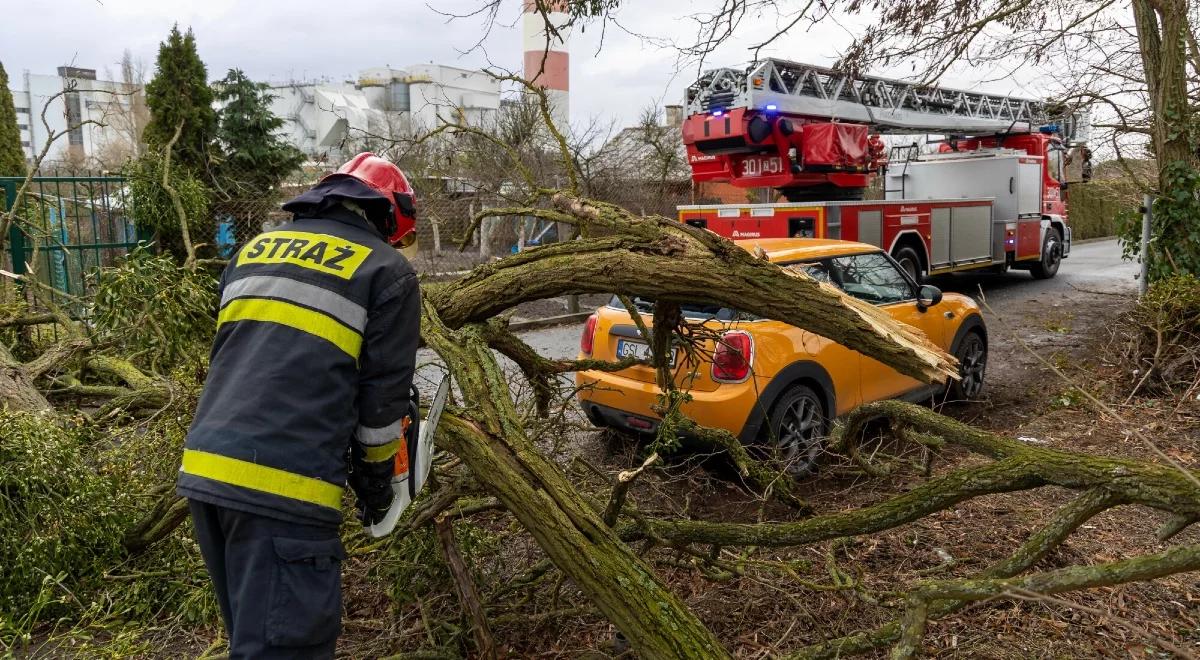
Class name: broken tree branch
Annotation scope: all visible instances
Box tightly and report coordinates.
[603,452,659,527]
[161,120,196,271]
[893,543,1200,659]
[428,192,957,385]
[434,515,497,660]
[424,300,730,659]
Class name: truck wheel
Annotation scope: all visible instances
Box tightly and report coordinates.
[893,246,923,283]
[947,331,987,400]
[1030,228,1063,279]
[764,384,827,477]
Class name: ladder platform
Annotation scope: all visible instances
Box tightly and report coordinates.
[686,58,1084,138]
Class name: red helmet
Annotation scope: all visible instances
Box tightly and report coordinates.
[326,152,417,247]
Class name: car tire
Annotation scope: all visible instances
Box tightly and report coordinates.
[893,246,923,284]
[947,331,987,401]
[763,384,828,477]
[1030,228,1062,280]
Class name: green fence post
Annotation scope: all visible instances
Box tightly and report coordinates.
[2,180,26,276]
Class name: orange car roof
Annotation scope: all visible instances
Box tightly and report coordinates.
[733,238,880,263]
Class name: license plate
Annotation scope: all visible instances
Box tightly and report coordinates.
[616,339,675,366]
[740,155,784,177]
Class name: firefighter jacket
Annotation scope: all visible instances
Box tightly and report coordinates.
[178,203,421,527]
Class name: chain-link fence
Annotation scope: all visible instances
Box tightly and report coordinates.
[207,165,706,277]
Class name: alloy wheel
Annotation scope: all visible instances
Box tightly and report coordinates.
[774,392,824,476]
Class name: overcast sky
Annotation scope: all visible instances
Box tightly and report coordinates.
[1,0,1054,132]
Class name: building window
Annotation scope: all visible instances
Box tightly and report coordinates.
[14,107,29,115]
[65,92,85,146]
[21,141,31,148]
[17,124,28,131]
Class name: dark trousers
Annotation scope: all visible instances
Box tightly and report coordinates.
[188,500,345,659]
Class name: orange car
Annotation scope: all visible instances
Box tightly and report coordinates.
[576,238,987,475]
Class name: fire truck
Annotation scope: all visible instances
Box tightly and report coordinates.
[678,59,1091,280]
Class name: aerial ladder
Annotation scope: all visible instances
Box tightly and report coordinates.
[682,58,1089,200]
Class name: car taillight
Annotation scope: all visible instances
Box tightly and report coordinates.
[712,330,753,382]
[580,314,598,355]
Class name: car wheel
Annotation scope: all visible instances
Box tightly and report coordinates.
[764,384,827,477]
[1030,228,1062,280]
[893,246,923,284]
[948,331,987,401]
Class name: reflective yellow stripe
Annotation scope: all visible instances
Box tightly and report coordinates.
[218,298,362,358]
[181,449,343,509]
[362,439,402,463]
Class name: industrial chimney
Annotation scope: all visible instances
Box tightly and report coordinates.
[522,0,569,129]
[665,105,683,128]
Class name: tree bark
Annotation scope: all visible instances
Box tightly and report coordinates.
[0,342,52,410]
[1133,0,1196,179]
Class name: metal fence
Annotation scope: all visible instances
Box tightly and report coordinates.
[1,175,150,302]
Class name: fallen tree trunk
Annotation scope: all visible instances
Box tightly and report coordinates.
[617,401,1199,546]
[0,341,52,410]
[425,306,730,659]
[430,193,957,385]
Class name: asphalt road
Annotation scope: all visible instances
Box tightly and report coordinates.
[935,237,1139,303]
[413,238,1137,397]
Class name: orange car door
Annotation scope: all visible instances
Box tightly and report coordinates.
[786,261,864,413]
[829,252,945,403]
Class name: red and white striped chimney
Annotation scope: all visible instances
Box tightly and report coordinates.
[522,0,569,129]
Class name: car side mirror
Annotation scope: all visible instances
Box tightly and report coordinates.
[917,285,943,311]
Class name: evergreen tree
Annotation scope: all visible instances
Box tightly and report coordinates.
[0,61,27,177]
[213,69,304,195]
[143,25,216,176]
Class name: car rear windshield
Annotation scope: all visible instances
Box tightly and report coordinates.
[607,296,752,322]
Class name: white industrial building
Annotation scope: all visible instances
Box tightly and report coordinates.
[269,64,501,162]
[7,63,500,168]
[9,66,144,168]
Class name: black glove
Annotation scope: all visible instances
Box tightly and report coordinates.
[348,443,394,526]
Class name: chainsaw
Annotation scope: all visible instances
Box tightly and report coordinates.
[366,376,450,538]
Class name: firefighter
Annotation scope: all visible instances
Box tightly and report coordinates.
[177,153,421,659]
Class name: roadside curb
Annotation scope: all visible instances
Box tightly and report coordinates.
[1073,235,1117,245]
[508,311,592,332]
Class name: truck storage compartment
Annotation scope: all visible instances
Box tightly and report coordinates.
[801,123,868,170]
[885,149,1042,222]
